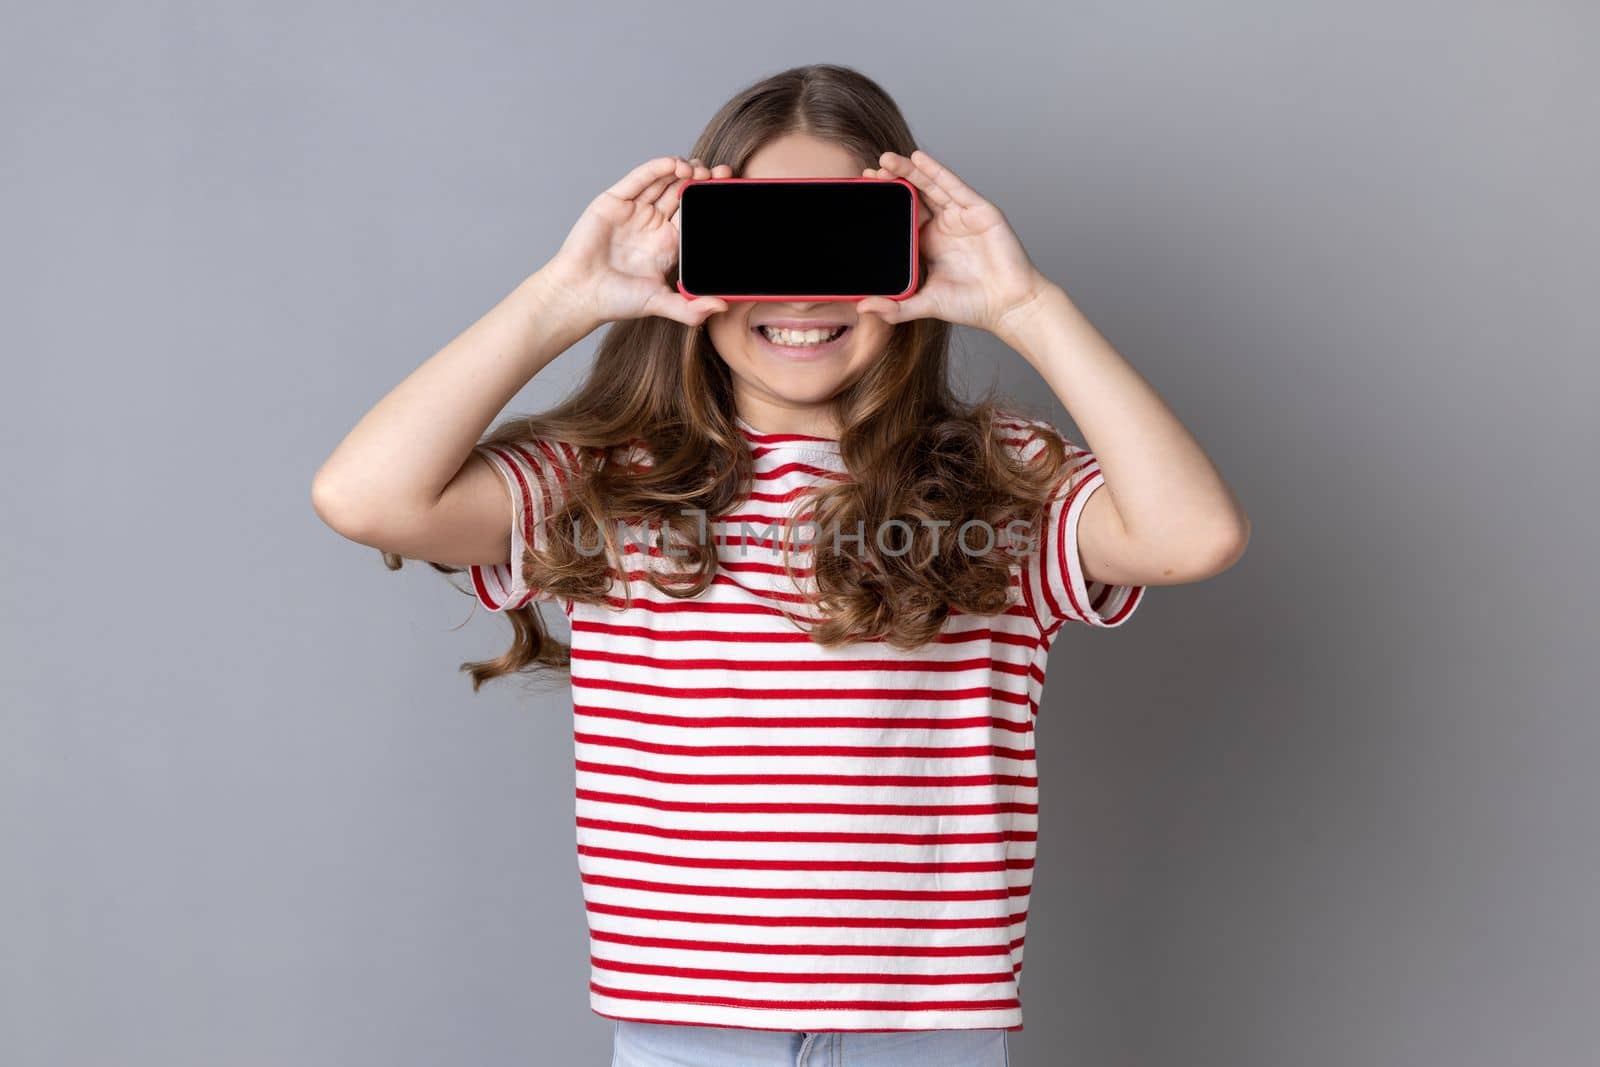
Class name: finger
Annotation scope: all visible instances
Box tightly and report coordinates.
[907,177,935,230]
[909,149,983,209]
[855,297,899,324]
[645,289,728,326]
[857,292,936,325]
[639,171,680,208]
[663,162,725,227]
[689,296,730,323]
[659,176,689,221]
[869,162,936,228]
[606,155,688,201]
[660,156,709,211]
[878,152,954,213]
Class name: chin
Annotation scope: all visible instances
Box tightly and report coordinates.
[754,375,851,406]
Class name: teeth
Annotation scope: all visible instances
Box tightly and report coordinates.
[759,325,846,346]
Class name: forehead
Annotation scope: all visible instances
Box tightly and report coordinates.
[743,132,863,178]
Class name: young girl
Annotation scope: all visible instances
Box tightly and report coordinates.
[314,64,1248,1067]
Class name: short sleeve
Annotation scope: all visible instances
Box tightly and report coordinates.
[1000,415,1146,634]
[467,436,585,612]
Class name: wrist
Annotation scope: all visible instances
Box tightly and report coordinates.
[992,277,1066,353]
[520,262,600,340]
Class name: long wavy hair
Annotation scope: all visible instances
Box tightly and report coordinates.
[387,63,1081,690]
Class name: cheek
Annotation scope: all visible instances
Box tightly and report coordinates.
[852,321,893,360]
[706,319,750,359]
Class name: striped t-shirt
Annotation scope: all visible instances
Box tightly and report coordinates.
[467,412,1144,1033]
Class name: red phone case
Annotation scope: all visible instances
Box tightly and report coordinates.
[675,176,920,302]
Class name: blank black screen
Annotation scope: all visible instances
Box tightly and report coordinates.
[679,180,915,297]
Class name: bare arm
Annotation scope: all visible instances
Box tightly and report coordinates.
[309,268,595,565]
[994,281,1252,587]
[310,154,730,569]
[857,148,1250,590]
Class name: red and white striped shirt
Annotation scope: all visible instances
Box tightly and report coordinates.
[467,412,1144,1033]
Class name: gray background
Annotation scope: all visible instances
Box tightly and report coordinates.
[4,2,1596,1065]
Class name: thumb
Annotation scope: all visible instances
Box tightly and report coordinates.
[689,296,729,324]
[644,290,726,326]
[856,297,905,324]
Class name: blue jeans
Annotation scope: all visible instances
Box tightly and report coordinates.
[610,1019,1011,1066]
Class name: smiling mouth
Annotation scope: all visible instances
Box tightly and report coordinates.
[753,324,851,347]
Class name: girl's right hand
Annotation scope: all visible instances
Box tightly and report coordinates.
[544,155,732,328]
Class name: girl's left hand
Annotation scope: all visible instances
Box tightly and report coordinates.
[856,149,1050,336]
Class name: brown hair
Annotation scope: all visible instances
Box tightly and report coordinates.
[388,63,1079,690]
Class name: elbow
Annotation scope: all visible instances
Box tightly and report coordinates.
[1150,512,1250,584]
[1194,512,1251,579]
[311,472,379,543]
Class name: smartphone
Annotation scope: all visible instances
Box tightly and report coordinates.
[676,177,919,301]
